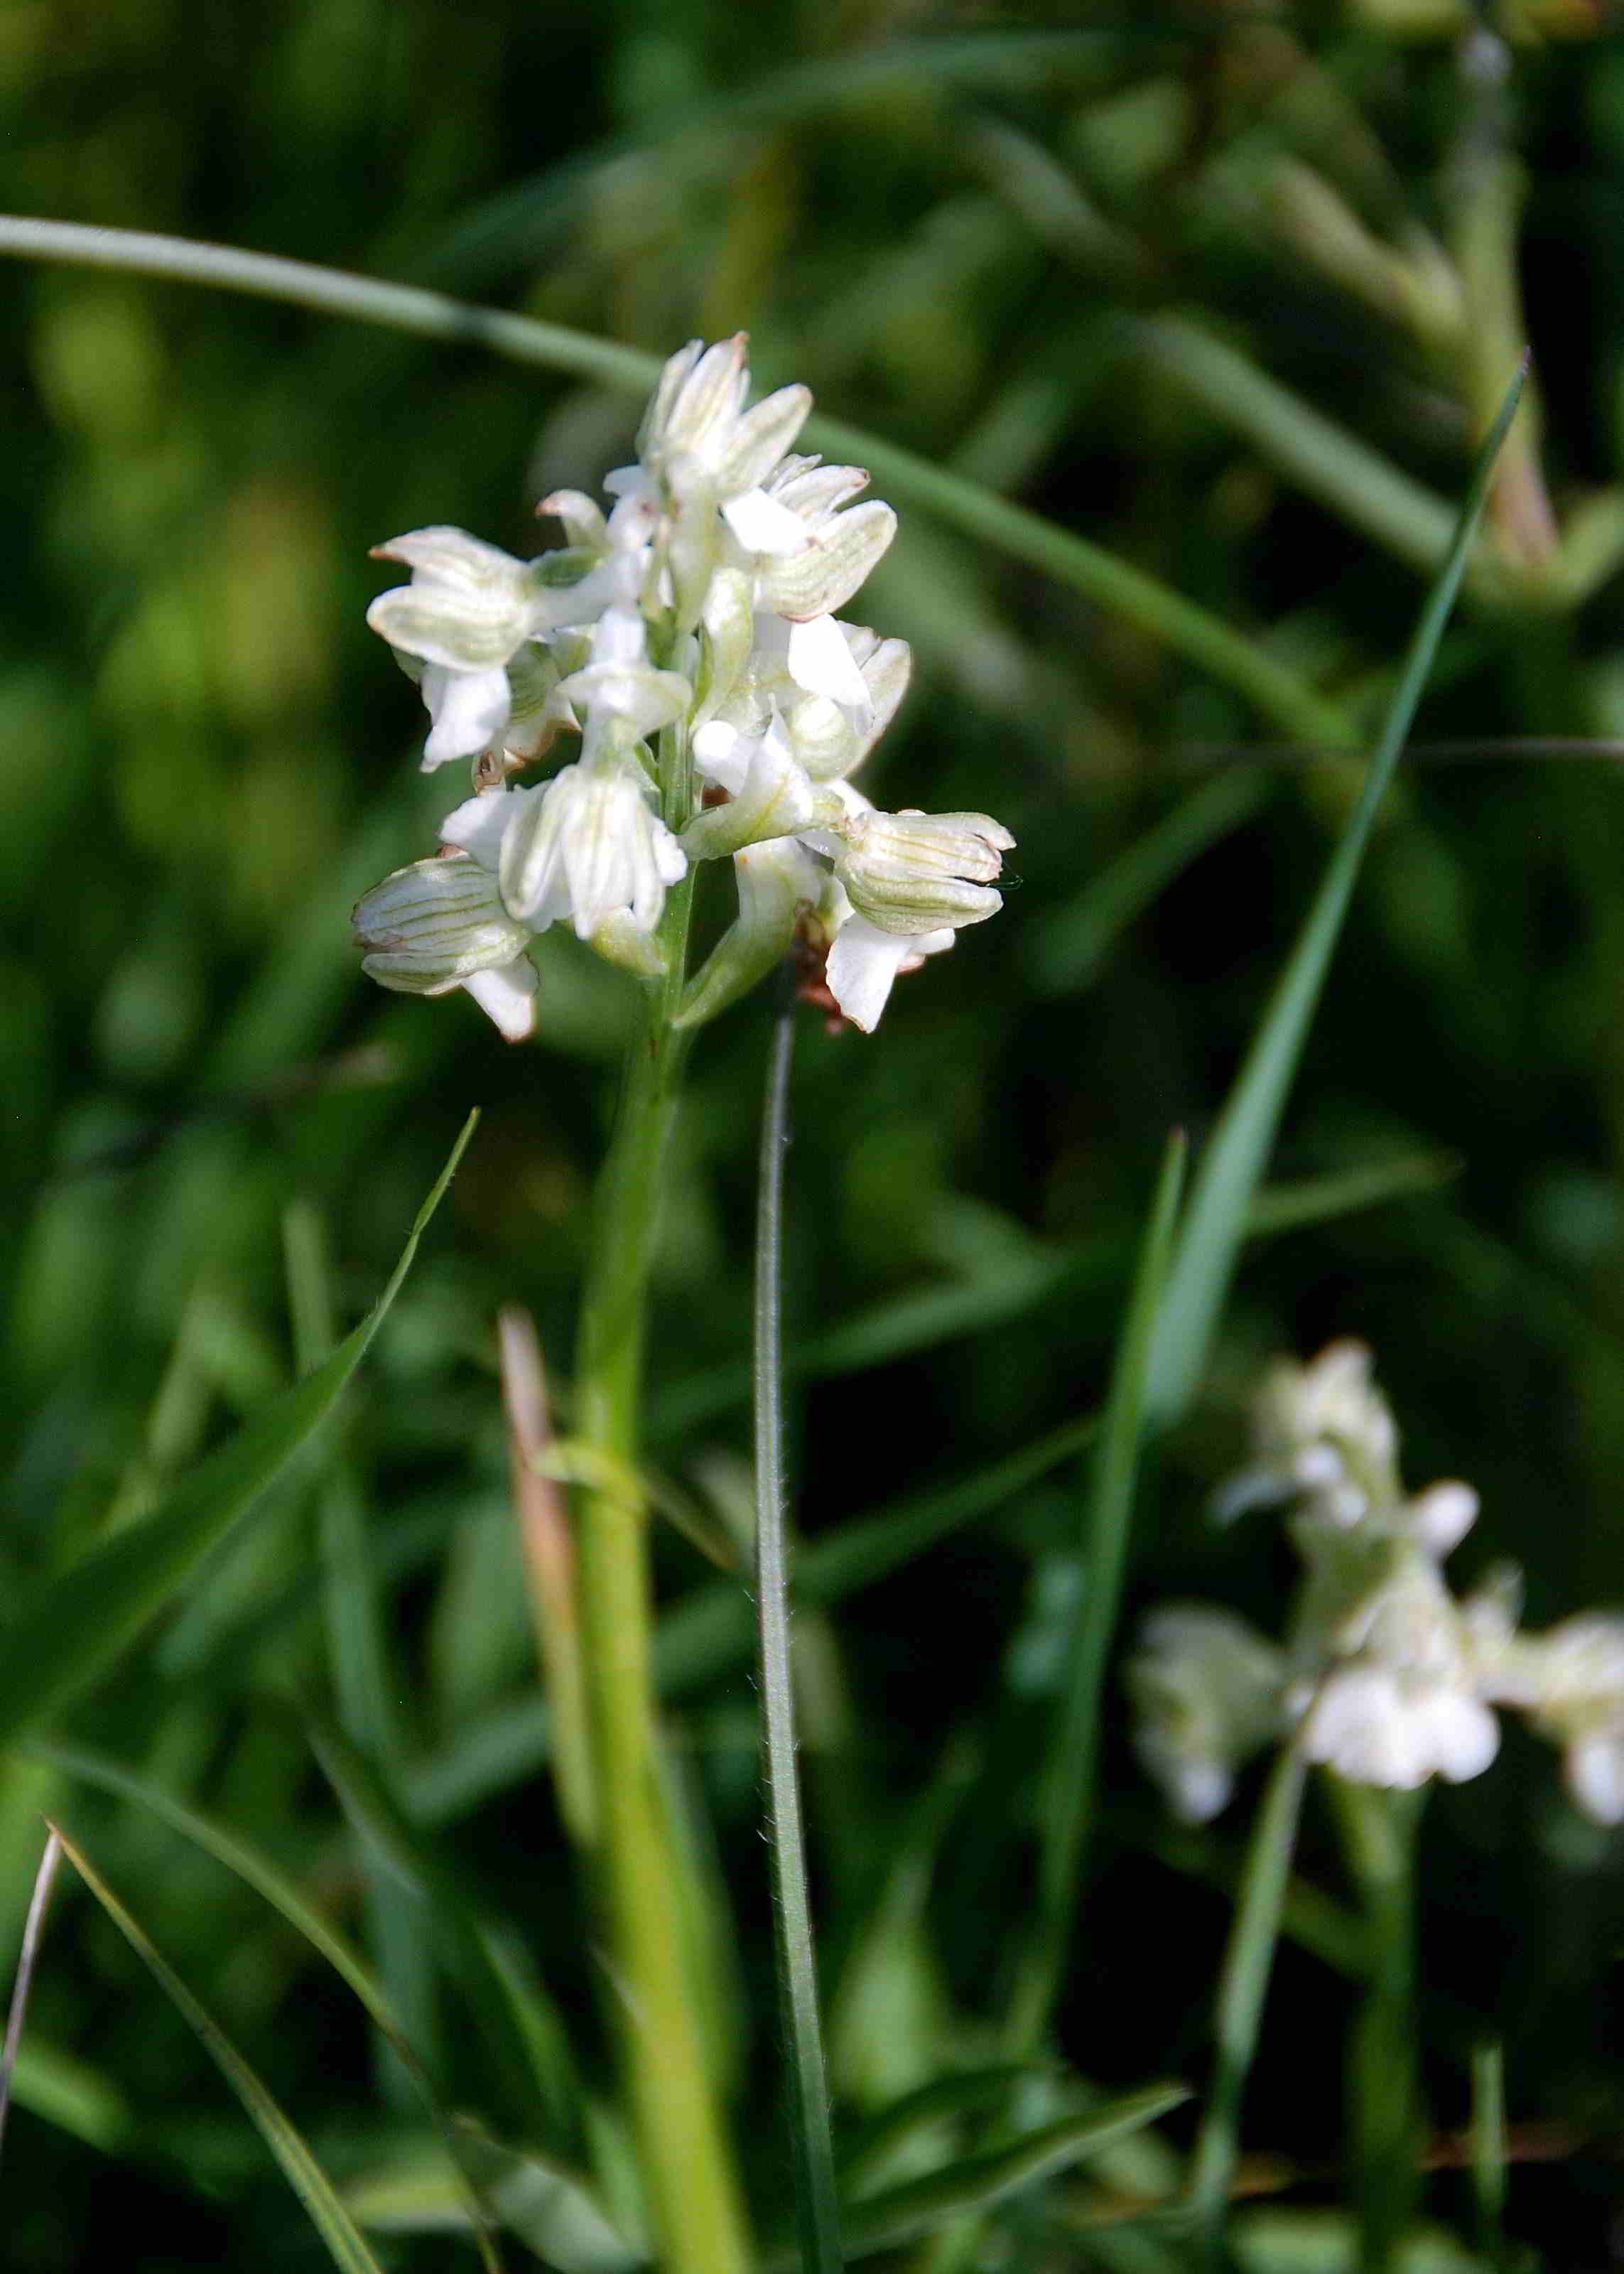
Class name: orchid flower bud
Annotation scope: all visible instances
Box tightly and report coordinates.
[351,855,537,1041]
[833,808,1014,937]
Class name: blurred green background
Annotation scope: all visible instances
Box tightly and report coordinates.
[6,0,1624,2265]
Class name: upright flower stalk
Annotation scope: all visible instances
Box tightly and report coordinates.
[351,335,1013,2270]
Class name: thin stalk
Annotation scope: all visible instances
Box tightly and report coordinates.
[0,1831,63,2168]
[1185,1743,1311,2265]
[754,994,844,2274]
[570,819,749,2269]
[1469,2040,1507,2268]
[0,215,1350,747]
[1334,1784,1421,2274]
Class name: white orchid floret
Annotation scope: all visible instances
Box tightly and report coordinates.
[823,909,956,1035]
[1127,1607,1289,1823]
[1484,1612,1624,1825]
[443,761,684,957]
[631,335,813,535]
[683,712,827,863]
[833,807,1013,937]
[554,605,691,762]
[1401,1480,1480,1558]
[700,615,911,784]
[1297,1549,1500,1791]
[1213,1340,1402,1527]
[368,527,569,771]
[1299,1664,1499,1790]
[538,488,608,551]
[351,854,537,1042]
[752,455,898,623]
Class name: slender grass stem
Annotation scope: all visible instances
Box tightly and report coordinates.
[754,994,844,2274]
[1185,1744,1311,2265]
[0,1830,63,2169]
[1335,1784,1421,2274]
[0,215,1348,746]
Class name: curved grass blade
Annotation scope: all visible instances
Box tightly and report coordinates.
[0,1114,476,1746]
[54,1826,389,2274]
[284,1198,438,2097]
[754,1001,843,2274]
[1144,362,1527,1430]
[838,2065,1056,2196]
[0,219,1346,745]
[1012,1133,1186,2052]
[308,1715,581,2152]
[838,2084,1189,2261]
[40,1742,504,2271]
[0,1831,63,2167]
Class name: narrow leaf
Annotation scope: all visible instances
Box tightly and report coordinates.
[0,1114,476,1745]
[840,2084,1189,2259]
[43,1740,504,2273]
[1145,364,1527,1428]
[55,1828,389,2274]
[1014,1132,1186,2049]
[309,1716,580,2150]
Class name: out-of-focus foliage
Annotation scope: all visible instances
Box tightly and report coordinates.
[6,0,1624,2266]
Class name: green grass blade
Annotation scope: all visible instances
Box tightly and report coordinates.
[308,1716,581,2151]
[754,1001,844,2274]
[1137,318,1457,577]
[39,1741,506,2272]
[0,1830,63,2166]
[838,2066,1055,2195]
[1144,363,1527,1429]
[39,1742,389,2022]
[0,219,1348,745]
[0,1114,476,1745]
[284,1197,438,2096]
[1184,1746,1311,2263]
[839,2084,1189,2260]
[55,1827,390,2274]
[1013,1132,1186,2052]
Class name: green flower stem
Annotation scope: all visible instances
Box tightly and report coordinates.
[1185,1743,1310,2265]
[1469,2040,1507,2268]
[1334,1782,1421,2274]
[570,704,749,2270]
[0,215,1350,748]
